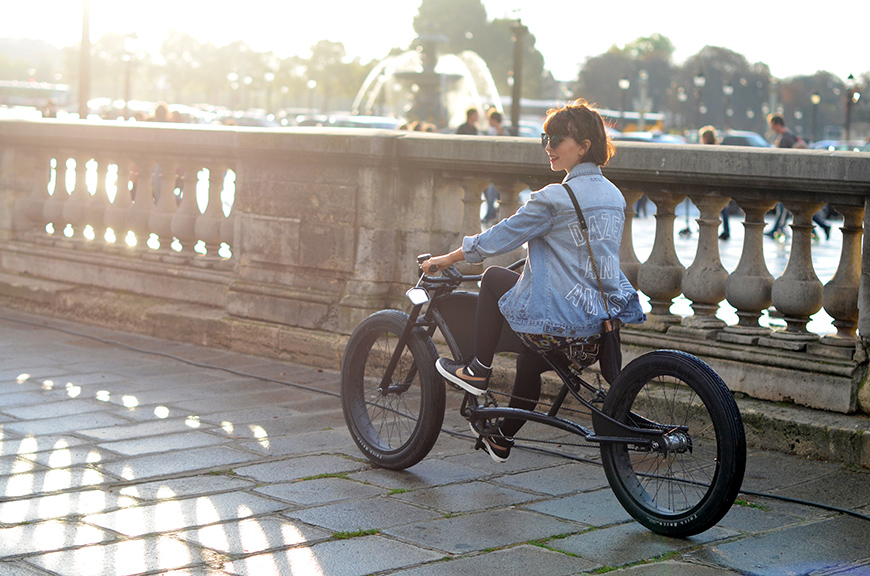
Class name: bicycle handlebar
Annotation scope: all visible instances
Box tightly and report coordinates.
[415,254,526,288]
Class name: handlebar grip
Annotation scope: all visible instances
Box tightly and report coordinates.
[416,253,432,264]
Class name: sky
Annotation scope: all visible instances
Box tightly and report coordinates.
[2,0,867,82]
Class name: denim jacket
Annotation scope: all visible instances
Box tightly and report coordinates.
[462,163,645,338]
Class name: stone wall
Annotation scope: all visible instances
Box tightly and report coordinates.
[0,118,868,414]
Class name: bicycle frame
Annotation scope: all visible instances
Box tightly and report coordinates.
[380,260,678,452]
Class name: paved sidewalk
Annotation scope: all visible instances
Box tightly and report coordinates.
[0,308,868,576]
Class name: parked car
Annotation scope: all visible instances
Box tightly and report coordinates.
[330,115,400,130]
[612,131,685,144]
[810,140,865,151]
[719,130,773,147]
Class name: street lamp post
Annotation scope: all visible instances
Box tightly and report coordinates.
[677,87,688,132]
[619,76,630,131]
[122,33,138,120]
[510,19,527,137]
[638,70,649,131]
[722,82,734,127]
[811,91,821,142]
[845,74,861,141]
[693,71,706,129]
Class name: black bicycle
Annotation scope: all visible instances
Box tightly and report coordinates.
[341,255,746,537]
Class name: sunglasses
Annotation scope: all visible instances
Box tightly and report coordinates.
[541,133,569,149]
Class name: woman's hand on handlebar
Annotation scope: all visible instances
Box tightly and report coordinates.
[420,248,465,274]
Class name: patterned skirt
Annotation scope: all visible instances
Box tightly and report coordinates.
[516,332,601,369]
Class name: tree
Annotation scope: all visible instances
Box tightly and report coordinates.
[413,0,488,53]
[679,46,771,132]
[576,34,675,122]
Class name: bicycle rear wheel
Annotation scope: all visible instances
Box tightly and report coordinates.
[600,350,746,537]
[341,310,445,470]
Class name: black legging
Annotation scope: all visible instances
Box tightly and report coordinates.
[475,266,552,438]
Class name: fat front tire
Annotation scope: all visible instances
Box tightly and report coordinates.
[600,350,746,537]
[341,310,445,470]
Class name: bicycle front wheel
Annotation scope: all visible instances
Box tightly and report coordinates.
[341,310,445,470]
[600,350,746,537]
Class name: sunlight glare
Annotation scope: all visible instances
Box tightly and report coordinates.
[18,436,38,455]
[41,380,54,390]
[125,230,137,247]
[122,395,139,408]
[96,390,110,402]
[154,406,170,418]
[221,421,234,434]
[249,425,269,449]
[66,383,81,398]
[16,373,30,383]
[83,224,96,241]
[185,415,201,428]
[105,227,117,243]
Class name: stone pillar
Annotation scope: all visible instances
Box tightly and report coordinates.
[148,158,180,252]
[765,200,824,349]
[619,187,644,289]
[680,193,730,334]
[857,197,870,340]
[170,162,201,254]
[721,199,776,342]
[126,158,154,249]
[194,165,226,257]
[219,169,236,250]
[457,177,488,242]
[819,205,864,345]
[636,188,686,329]
[489,177,527,269]
[104,158,133,247]
[43,155,69,230]
[87,156,110,244]
[62,155,92,237]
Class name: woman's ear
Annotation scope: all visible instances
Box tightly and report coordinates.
[579,139,592,161]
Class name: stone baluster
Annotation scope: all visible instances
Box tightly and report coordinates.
[721,199,777,342]
[20,150,52,228]
[219,169,235,252]
[148,157,180,252]
[821,205,864,345]
[104,158,134,247]
[43,155,70,231]
[194,165,226,257]
[170,162,201,254]
[679,193,730,334]
[488,177,527,268]
[457,177,487,239]
[126,157,155,249]
[636,188,686,329]
[86,157,110,244]
[766,200,824,348]
[62,155,93,237]
[619,187,644,288]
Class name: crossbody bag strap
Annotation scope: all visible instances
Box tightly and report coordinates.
[563,183,612,319]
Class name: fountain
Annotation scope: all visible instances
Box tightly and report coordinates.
[352,33,503,129]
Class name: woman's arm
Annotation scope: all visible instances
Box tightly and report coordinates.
[421,248,464,274]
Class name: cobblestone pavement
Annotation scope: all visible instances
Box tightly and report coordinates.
[0,308,868,576]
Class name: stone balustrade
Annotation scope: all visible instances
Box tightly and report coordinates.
[0,119,868,415]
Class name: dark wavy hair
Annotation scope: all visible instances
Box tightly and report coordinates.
[543,99,615,166]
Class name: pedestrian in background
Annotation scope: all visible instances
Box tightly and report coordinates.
[456,108,479,135]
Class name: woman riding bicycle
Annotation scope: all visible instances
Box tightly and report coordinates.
[422,99,645,462]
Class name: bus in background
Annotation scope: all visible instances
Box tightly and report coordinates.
[501,97,664,135]
[0,80,72,117]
